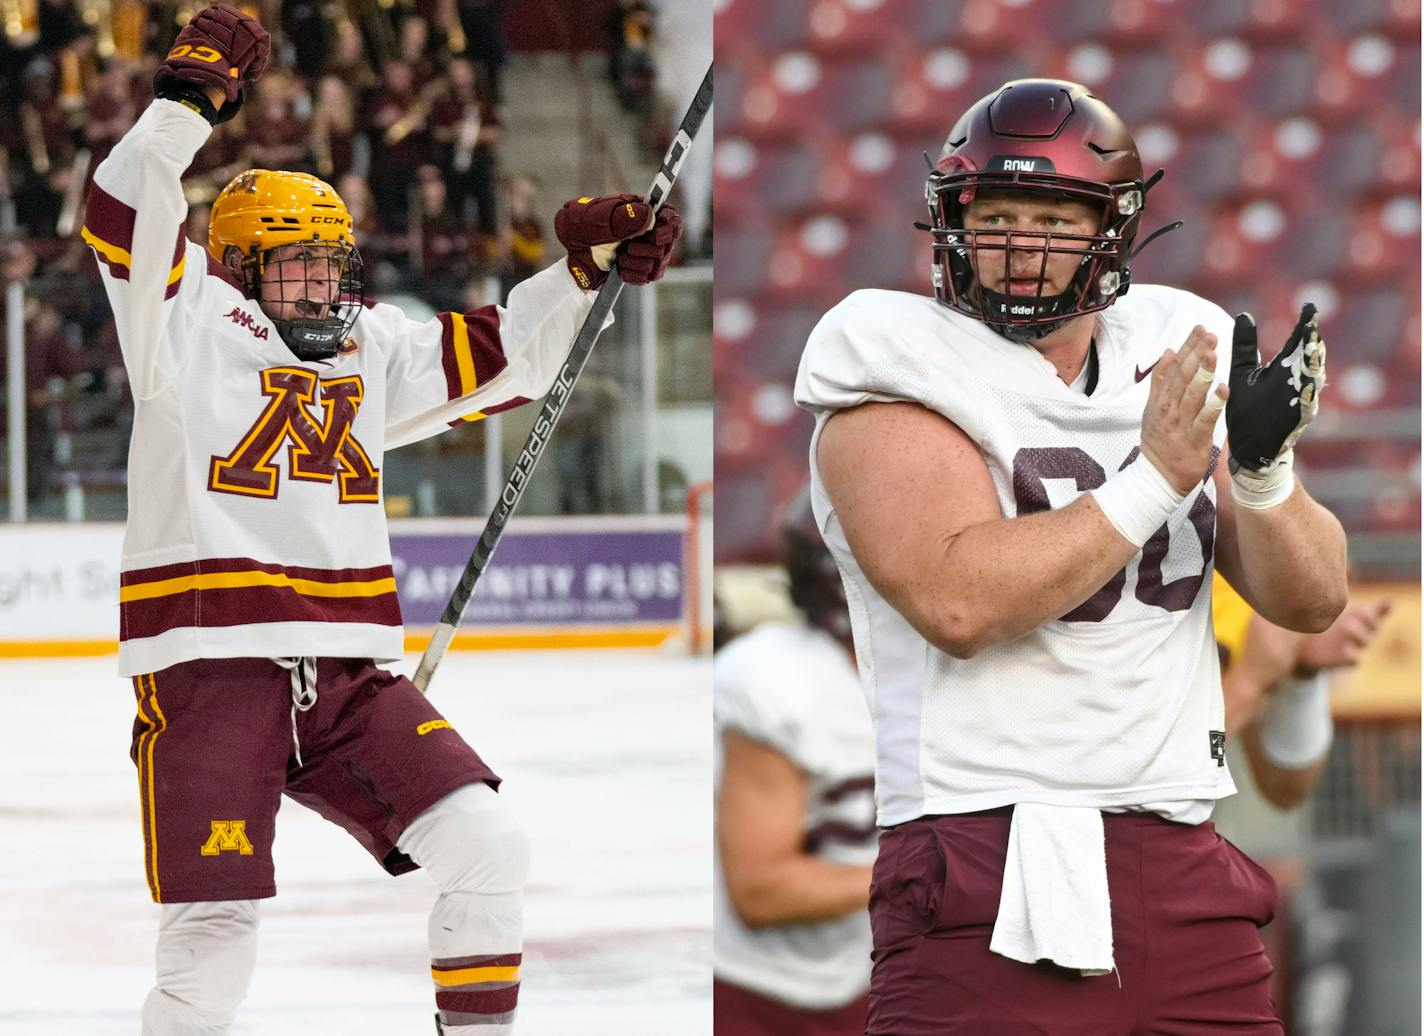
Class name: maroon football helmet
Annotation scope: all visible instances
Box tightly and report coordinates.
[923,78,1174,342]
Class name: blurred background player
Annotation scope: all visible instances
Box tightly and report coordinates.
[1215,573,1392,810]
[713,488,876,1036]
[84,6,679,1034]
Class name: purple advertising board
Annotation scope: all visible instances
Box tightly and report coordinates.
[389,517,686,628]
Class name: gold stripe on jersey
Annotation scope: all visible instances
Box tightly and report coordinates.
[449,312,488,424]
[80,225,186,284]
[431,964,521,987]
[451,312,477,395]
[119,569,398,604]
[133,673,167,901]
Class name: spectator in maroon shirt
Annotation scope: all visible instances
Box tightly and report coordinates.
[310,74,365,181]
[325,16,375,94]
[411,163,479,309]
[505,173,546,281]
[364,60,435,232]
[429,57,502,237]
[84,59,138,169]
[398,15,438,90]
[245,74,311,172]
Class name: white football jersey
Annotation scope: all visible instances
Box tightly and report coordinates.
[795,287,1237,827]
[713,621,876,1010]
[87,101,598,676]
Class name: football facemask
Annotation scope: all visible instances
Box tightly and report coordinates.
[921,79,1180,342]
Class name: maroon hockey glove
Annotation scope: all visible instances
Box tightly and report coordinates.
[155,4,270,118]
[556,193,676,290]
[615,205,681,286]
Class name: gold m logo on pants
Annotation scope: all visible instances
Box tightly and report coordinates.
[201,820,255,856]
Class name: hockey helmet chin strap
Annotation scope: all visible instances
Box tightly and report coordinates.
[272,314,347,361]
[238,241,363,361]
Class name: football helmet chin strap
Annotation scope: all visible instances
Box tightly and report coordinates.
[975,282,1085,343]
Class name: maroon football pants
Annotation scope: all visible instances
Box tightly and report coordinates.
[867,809,1283,1035]
[129,656,498,903]
[713,978,869,1036]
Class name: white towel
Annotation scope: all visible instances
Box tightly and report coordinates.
[989,803,1115,976]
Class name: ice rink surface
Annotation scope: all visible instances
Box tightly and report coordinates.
[0,650,711,1035]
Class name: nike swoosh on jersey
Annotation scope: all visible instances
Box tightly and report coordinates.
[1134,359,1161,382]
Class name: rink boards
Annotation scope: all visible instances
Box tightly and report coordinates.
[0,516,692,655]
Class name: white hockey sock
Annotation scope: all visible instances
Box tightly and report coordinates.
[141,900,259,1036]
[397,782,530,1034]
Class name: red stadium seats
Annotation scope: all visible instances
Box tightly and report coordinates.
[1313,35,1420,125]
[812,133,930,221]
[1136,123,1245,204]
[713,0,814,58]
[1043,45,1176,125]
[1342,195,1422,283]
[884,49,1037,136]
[797,0,954,57]
[1185,0,1318,43]
[712,1,1420,562]
[715,136,824,223]
[733,52,894,140]
[951,0,1096,52]
[1090,0,1193,49]
[1170,40,1318,126]
[1239,119,1382,203]
[714,225,775,299]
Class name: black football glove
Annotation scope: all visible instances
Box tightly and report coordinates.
[1226,304,1326,482]
[154,4,270,124]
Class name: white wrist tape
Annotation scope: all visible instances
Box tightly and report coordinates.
[1231,450,1296,510]
[1259,671,1333,768]
[1090,453,1186,548]
[590,241,618,271]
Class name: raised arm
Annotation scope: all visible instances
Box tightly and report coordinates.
[1213,307,1348,632]
[83,6,268,399]
[1236,598,1390,810]
[384,195,681,448]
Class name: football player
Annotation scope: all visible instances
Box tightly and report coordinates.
[796,78,1348,1033]
[83,8,680,1035]
[713,490,876,1035]
[1215,573,1391,810]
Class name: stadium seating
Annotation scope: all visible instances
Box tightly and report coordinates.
[715,0,1422,564]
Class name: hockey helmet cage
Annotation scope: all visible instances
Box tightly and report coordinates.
[209,169,363,361]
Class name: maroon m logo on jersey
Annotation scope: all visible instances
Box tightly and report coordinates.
[209,367,380,503]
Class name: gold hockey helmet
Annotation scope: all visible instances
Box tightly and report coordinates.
[207,169,356,265]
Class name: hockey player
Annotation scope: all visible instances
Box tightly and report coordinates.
[713,489,876,1035]
[796,79,1348,1032]
[83,7,681,1034]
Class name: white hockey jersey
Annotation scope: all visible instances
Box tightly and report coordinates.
[713,621,876,1010]
[86,101,599,676]
[795,287,1238,827]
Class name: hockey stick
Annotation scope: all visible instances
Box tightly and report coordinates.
[412,65,713,693]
